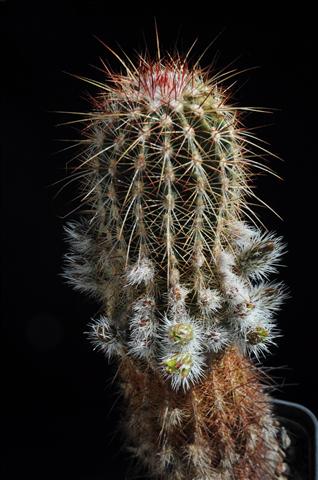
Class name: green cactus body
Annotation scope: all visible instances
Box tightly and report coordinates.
[63,51,287,479]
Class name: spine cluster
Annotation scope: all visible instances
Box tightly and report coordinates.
[63,52,287,479]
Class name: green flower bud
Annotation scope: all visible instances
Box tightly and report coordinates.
[169,323,194,345]
[164,353,193,377]
[246,326,269,345]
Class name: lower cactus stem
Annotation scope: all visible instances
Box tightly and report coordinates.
[118,347,286,479]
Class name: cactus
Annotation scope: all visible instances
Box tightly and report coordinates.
[62,43,288,479]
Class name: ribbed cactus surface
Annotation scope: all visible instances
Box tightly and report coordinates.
[63,51,288,479]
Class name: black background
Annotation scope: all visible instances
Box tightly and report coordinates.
[1,6,317,479]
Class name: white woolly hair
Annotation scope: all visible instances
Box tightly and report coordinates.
[197,288,223,315]
[62,221,101,299]
[216,249,236,273]
[62,253,99,298]
[63,221,93,254]
[228,220,258,248]
[168,284,190,305]
[236,320,280,361]
[249,281,288,313]
[235,230,286,281]
[216,250,250,307]
[125,256,155,286]
[131,295,156,315]
[86,316,124,360]
[204,324,231,353]
[127,295,157,360]
[166,284,190,319]
[233,305,272,333]
[216,243,286,358]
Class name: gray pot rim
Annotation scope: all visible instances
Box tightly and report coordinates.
[272,399,318,480]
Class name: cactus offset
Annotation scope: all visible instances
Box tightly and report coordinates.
[62,46,288,479]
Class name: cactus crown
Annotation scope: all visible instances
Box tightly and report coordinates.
[63,49,286,391]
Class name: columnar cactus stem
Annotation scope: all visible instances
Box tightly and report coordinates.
[63,46,287,479]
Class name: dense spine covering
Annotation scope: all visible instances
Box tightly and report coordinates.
[63,49,288,479]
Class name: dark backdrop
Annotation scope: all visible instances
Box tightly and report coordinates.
[1,7,317,480]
